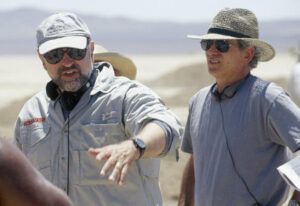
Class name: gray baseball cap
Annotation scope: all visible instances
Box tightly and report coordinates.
[36,12,91,55]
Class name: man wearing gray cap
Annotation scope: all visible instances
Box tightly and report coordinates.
[179,8,300,206]
[14,12,183,206]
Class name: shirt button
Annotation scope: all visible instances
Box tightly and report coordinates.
[61,157,65,161]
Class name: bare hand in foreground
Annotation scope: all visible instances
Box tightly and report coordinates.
[88,140,140,186]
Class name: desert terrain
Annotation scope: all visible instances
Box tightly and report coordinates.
[0,52,297,205]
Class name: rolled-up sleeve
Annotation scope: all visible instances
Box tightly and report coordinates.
[267,92,300,152]
[181,97,194,154]
[123,82,183,161]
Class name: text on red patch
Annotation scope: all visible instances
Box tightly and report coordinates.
[24,117,46,126]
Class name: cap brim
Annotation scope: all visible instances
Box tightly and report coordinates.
[94,52,137,80]
[39,36,87,55]
[187,34,275,62]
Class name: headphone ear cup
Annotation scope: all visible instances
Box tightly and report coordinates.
[210,86,221,102]
[46,81,60,100]
[212,91,221,102]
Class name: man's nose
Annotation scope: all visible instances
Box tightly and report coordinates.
[60,52,73,66]
[207,41,218,52]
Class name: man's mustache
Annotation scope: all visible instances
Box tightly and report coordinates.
[57,64,81,75]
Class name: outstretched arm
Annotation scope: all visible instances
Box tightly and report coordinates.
[178,155,195,206]
[0,136,73,206]
[88,122,166,185]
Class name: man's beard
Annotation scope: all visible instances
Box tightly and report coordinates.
[53,65,89,92]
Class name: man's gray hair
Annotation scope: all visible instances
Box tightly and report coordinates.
[237,40,261,69]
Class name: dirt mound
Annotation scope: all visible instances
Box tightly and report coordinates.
[144,62,215,106]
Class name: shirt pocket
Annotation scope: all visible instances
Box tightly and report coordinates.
[19,122,50,147]
[20,122,50,159]
[19,122,52,181]
[76,123,125,185]
[80,122,126,147]
[74,150,145,190]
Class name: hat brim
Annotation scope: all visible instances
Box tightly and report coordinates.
[187,34,275,62]
[94,49,137,80]
[39,36,87,55]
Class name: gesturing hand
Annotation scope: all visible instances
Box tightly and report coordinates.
[88,140,140,186]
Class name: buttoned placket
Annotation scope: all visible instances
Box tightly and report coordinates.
[58,89,93,195]
[55,110,70,194]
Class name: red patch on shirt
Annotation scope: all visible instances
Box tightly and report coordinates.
[24,117,46,126]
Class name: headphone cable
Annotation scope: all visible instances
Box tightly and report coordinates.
[67,112,70,195]
[219,102,261,206]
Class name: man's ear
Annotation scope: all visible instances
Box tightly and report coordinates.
[90,40,95,53]
[90,40,95,61]
[37,50,47,70]
[244,46,255,64]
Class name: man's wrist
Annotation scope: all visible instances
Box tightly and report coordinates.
[131,138,146,159]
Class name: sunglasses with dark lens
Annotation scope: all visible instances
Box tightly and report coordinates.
[43,48,87,64]
[200,40,234,53]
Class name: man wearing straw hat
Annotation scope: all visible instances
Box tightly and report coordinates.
[14,12,183,206]
[179,8,300,205]
[93,44,137,80]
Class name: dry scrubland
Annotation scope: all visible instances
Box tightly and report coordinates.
[0,53,297,205]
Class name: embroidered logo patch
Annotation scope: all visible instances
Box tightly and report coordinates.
[24,117,46,126]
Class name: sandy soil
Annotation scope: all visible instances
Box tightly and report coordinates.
[0,53,297,205]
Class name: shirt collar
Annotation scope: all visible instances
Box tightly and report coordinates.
[210,73,250,101]
[91,63,118,95]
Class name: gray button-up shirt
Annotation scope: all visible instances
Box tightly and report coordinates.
[14,65,183,206]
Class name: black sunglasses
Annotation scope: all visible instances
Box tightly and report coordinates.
[43,47,87,64]
[200,40,234,53]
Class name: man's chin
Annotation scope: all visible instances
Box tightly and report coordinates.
[56,75,89,92]
[62,82,82,92]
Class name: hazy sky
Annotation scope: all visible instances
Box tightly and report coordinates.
[1,0,300,23]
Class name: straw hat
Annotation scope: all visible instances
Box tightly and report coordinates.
[93,44,137,80]
[187,8,275,62]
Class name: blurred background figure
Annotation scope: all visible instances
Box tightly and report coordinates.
[288,45,300,107]
[93,44,137,80]
[0,136,73,206]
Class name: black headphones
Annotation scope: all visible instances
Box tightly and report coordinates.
[210,84,239,102]
[211,86,222,102]
[211,74,250,102]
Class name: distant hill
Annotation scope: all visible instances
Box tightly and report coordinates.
[1,8,300,54]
